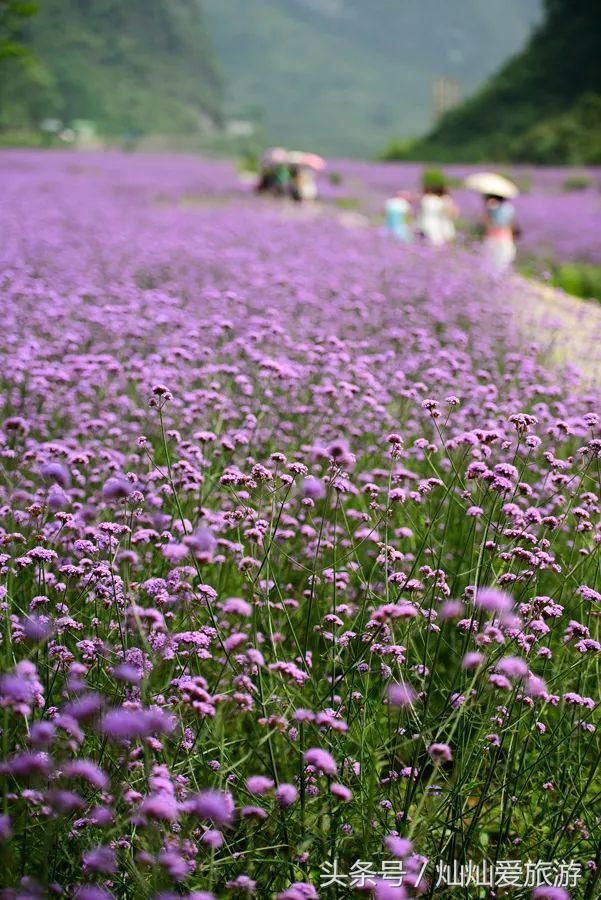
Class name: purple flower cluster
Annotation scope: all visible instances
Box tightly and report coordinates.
[0,150,598,898]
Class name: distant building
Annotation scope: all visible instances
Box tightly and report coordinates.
[432,77,461,119]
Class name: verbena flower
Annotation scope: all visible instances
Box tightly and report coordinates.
[275,784,298,807]
[474,587,514,613]
[102,475,134,500]
[304,748,337,776]
[427,743,453,764]
[387,682,417,707]
[246,775,275,795]
[187,790,235,827]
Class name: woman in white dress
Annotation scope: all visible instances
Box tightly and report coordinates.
[417,176,458,246]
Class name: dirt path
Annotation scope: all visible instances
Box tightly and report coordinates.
[510,277,601,387]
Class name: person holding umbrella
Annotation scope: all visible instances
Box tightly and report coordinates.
[464,172,520,271]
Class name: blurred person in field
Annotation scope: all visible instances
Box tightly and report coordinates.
[274,162,292,196]
[385,191,413,242]
[257,162,290,197]
[302,169,318,202]
[257,148,291,197]
[482,194,519,271]
[289,165,303,202]
[289,165,317,203]
[417,170,458,246]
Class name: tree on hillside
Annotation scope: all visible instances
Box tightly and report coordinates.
[0,0,37,60]
[0,0,61,133]
[1,0,222,137]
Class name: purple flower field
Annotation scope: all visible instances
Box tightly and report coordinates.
[0,150,599,899]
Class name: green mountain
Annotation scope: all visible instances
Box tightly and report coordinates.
[0,0,222,136]
[404,0,601,164]
[203,0,541,157]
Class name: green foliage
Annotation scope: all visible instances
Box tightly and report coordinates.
[333,195,360,210]
[552,262,601,302]
[421,167,447,191]
[403,0,601,164]
[0,0,222,136]
[238,151,259,174]
[378,139,413,161]
[519,259,601,304]
[509,94,601,165]
[0,0,39,116]
[562,174,591,192]
[0,0,38,58]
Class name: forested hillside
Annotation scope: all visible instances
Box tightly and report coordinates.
[404,0,601,164]
[0,0,222,136]
[204,0,540,157]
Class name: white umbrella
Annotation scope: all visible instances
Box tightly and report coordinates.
[301,152,326,171]
[287,151,326,171]
[464,172,519,199]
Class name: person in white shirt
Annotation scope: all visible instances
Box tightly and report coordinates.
[417,175,458,246]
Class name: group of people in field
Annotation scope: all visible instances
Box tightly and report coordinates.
[385,169,520,271]
[256,149,519,272]
[386,173,458,246]
[256,148,323,203]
